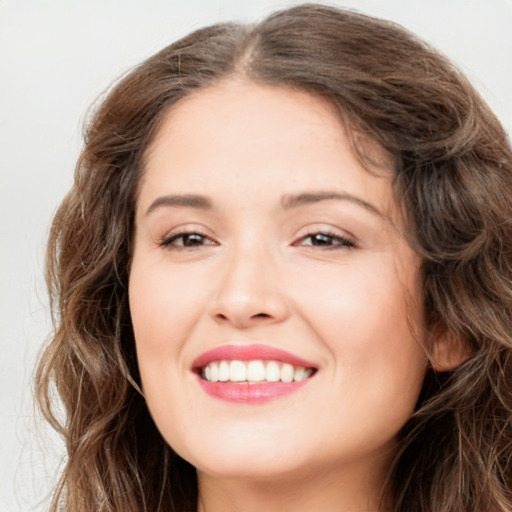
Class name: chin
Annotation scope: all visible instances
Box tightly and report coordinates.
[173,428,315,481]
[193,453,314,483]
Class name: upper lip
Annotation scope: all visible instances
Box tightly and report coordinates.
[192,344,317,370]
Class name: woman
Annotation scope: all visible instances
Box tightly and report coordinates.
[36,4,512,511]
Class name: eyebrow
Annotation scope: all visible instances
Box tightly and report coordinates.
[281,191,383,217]
[144,191,383,217]
[145,194,213,216]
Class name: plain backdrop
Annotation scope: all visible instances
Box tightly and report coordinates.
[1,1,511,510]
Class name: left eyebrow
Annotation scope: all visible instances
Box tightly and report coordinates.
[281,191,383,217]
[144,194,213,216]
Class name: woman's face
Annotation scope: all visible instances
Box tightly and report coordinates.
[129,81,427,483]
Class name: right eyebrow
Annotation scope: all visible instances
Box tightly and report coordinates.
[281,191,383,217]
[144,194,213,216]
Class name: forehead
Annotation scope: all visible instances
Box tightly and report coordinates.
[139,80,396,217]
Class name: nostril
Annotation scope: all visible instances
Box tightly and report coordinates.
[253,313,271,319]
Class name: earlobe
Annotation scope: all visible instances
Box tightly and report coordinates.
[429,328,471,372]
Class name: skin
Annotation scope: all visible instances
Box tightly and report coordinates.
[129,80,429,512]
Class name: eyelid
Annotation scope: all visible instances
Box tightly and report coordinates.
[156,224,357,250]
[291,226,358,249]
[158,226,219,249]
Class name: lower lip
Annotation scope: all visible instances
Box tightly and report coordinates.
[197,378,310,403]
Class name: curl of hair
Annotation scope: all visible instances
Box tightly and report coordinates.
[36,4,512,511]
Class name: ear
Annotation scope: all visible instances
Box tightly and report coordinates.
[429,328,471,372]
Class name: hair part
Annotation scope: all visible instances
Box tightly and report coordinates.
[36,4,512,511]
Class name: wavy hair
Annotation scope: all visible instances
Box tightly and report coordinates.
[36,4,512,511]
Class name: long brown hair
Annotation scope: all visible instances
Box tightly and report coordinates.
[36,4,512,511]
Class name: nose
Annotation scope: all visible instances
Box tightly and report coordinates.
[208,242,290,329]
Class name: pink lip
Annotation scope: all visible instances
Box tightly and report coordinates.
[192,344,316,369]
[192,344,317,404]
[197,379,310,403]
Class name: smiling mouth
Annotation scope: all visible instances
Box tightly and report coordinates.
[199,359,315,383]
[192,344,318,402]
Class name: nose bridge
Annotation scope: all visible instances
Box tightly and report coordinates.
[210,233,288,327]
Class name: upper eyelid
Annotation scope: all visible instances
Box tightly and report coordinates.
[158,223,215,239]
[157,228,217,248]
[156,225,358,247]
[294,231,356,248]
[162,231,215,242]
[293,224,357,242]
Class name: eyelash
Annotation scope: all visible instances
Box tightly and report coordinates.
[159,230,356,250]
[295,231,356,250]
[159,231,217,250]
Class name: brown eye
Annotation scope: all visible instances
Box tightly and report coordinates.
[299,232,355,249]
[160,232,217,249]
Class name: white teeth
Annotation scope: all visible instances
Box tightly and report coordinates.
[229,360,246,382]
[247,360,265,381]
[210,363,219,382]
[303,368,313,380]
[293,366,306,381]
[201,359,314,383]
[266,361,280,382]
[218,360,230,382]
[280,363,294,383]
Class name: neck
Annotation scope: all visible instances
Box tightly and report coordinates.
[196,460,391,512]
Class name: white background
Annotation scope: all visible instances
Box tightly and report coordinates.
[1,1,511,510]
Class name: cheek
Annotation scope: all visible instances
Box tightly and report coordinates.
[128,261,202,416]
[294,255,421,340]
[128,259,205,437]
[295,257,426,403]
[129,257,208,353]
